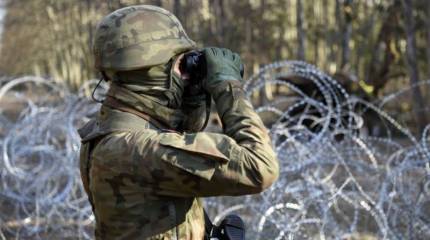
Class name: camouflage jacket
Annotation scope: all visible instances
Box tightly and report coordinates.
[78,82,279,239]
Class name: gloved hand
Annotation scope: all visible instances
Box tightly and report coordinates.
[202,47,243,92]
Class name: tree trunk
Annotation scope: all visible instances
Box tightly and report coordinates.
[258,0,267,63]
[402,0,427,131]
[296,0,305,60]
[340,0,352,70]
[151,0,162,7]
[369,2,403,97]
[313,1,319,63]
[332,0,342,67]
[426,0,430,79]
[322,0,329,69]
[209,0,226,45]
[173,0,181,21]
[217,0,226,43]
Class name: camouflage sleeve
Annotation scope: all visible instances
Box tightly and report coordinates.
[140,82,279,197]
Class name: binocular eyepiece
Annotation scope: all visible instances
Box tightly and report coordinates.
[179,51,207,86]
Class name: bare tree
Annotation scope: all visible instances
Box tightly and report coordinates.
[150,0,162,7]
[426,0,430,79]
[340,0,352,69]
[402,0,427,130]
[296,0,305,60]
[366,1,401,96]
[173,0,181,20]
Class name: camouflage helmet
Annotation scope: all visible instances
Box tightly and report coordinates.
[93,5,196,71]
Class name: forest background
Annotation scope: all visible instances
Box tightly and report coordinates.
[0,0,429,134]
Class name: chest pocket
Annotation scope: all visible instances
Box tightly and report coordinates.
[158,132,232,180]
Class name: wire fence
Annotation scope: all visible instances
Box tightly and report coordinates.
[0,62,429,239]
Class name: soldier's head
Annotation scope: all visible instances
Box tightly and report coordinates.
[93,5,195,108]
[93,5,209,132]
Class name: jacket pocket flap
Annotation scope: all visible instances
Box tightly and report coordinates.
[158,133,231,180]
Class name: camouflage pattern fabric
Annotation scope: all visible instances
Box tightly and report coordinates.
[93,4,209,132]
[93,5,196,71]
[82,5,278,239]
[105,81,185,130]
[78,80,279,239]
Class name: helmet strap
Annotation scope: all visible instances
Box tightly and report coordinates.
[91,73,105,103]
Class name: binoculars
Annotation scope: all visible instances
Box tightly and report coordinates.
[179,50,245,96]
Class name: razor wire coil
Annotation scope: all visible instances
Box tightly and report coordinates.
[0,62,429,239]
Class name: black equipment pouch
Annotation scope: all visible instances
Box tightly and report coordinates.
[204,210,245,240]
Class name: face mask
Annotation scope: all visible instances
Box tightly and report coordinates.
[113,59,184,109]
[107,53,211,132]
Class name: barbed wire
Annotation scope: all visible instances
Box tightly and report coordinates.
[1,62,429,239]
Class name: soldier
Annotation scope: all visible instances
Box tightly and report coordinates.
[78,5,279,240]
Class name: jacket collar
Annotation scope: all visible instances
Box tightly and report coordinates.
[78,106,155,143]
